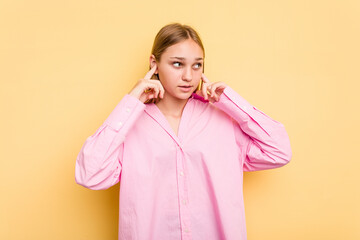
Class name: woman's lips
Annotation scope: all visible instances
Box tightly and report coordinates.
[179,86,192,92]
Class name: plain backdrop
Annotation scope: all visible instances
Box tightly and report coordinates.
[1,0,359,239]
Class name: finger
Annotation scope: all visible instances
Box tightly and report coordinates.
[156,81,165,98]
[203,82,212,100]
[213,82,227,98]
[210,82,223,97]
[147,93,155,100]
[143,83,157,94]
[203,77,212,95]
[201,73,210,83]
[144,65,157,79]
[205,84,215,101]
[206,84,213,96]
[148,79,165,98]
[213,82,227,91]
[210,84,216,98]
[152,85,160,98]
[144,88,158,100]
[202,82,208,100]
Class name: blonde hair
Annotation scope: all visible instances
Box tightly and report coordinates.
[145,23,205,104]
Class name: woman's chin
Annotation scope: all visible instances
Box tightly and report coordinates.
[164,89,194,101]
[177,92,193,99]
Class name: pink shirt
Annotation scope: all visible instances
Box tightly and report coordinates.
[75,86,292,240]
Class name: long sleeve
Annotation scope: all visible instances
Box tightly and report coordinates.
[75,94,146,190]
[212,86,292,171]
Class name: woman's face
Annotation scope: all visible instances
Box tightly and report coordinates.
[153,39,204,101]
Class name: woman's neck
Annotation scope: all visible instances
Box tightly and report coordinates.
[155,94,189,118]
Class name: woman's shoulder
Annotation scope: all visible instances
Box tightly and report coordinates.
[190,94,232,120]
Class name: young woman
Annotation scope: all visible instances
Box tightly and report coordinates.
[75,23,292,240]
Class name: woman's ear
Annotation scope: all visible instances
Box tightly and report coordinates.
[149,54,158,74]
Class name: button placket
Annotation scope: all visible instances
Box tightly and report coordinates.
[176,144,192,239]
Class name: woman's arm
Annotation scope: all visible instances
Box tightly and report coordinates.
[75,94,146,190]
[212,86,292,171]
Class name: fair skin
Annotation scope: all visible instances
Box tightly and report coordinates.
[129,39,228,135]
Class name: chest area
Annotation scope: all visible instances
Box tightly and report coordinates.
[164,116,181,137]
[136,106,233,145]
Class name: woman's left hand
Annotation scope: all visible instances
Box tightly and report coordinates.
[195,73,228,103]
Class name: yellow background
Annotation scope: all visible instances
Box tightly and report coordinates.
[1,0,359,239]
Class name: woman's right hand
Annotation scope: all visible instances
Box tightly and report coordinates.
[129,65,165,103]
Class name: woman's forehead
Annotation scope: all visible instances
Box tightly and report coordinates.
[163,40,204,59]
[169,56,203,61]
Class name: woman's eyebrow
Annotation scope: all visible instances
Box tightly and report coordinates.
[170,57,203,61]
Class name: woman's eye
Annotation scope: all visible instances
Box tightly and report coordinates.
[172,62,202,68]
[194,63,202,69]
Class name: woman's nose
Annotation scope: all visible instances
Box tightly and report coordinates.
[182,67,192,81]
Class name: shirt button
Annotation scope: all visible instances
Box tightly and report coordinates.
[118,122,123,127]
[184,228,189,233]
[126,108,131,113]
[182,200,186,205]
[180,171,184,176]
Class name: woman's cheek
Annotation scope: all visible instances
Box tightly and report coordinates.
[194,71,202,81]
[172,69,183,79]
[165,67,177,76]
